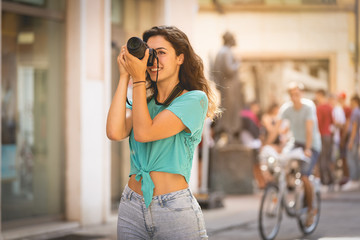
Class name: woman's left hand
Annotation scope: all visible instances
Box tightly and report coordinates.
[122,47,149,81]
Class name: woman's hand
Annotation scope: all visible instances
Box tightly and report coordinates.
[120,46,149,81]
[118,45,130,82]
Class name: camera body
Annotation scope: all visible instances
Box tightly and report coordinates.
[127,37,157,66]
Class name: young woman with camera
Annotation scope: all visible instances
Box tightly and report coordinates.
[106,26,218,239]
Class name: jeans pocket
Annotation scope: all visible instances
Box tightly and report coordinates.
[163,195,193,211]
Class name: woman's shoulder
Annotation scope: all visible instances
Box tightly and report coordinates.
[179,90,207,100]
[168,90,208,109]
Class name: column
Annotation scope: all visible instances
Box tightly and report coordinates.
[65,0,111,225]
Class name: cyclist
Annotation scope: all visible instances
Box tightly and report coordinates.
[278,81,322,227]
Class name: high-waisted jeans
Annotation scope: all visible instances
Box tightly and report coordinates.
[117,185,208,240]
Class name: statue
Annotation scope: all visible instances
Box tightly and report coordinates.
[213,31,243,144]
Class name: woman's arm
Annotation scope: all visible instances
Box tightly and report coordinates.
[262,115,280,145]
[106,49,133,141]
[121,48,187,143]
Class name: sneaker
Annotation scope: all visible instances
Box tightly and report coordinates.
[334,184,341,192]
[305,209,317,227]
[339,176,349,186]
[341,180,360,191]
[320,184,329,193]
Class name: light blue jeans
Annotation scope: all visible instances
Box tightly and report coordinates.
[117,185,208,240]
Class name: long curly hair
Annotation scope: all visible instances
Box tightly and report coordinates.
[142,25,219,119]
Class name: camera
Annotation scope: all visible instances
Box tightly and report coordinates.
[127,37,157,66]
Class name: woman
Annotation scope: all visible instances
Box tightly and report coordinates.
[261,103,282,148]
[106,26,218,239]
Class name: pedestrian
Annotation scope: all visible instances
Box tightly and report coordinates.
[240,101,265,189]
[106,25,219,239]
[259,102,285,185]
[315,89,334,190]
[261,103,283,150]
[328,93,346,189]
[338,91,352,185]
[279,82,322,227]
[342,95,360,191]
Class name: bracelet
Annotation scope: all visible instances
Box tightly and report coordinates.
[133,81,146,84]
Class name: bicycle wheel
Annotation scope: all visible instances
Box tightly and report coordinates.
[297,190,321,235]
[259,183,282,240]
[283,188,297,217]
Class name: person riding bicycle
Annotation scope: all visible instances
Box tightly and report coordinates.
[278,81,322,227]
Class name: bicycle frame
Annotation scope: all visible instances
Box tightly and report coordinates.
[258,145,321,240]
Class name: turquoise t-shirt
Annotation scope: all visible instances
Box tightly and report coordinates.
[126,90,208,207]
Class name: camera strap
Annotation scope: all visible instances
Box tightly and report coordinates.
[126,55,183,107]
[154,82,184,106]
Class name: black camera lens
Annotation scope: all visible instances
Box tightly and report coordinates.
[126,37,157,66]
[127,37,147,60]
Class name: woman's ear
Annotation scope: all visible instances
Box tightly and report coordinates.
[177,53,184,65]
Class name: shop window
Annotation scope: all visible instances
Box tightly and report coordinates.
[1,10,65,225]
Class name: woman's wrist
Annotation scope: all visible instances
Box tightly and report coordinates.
[132,74,146,83]
[133,80,146,84]
[119,74,130,83]
[132,82,146,89]
[120,73,129,78]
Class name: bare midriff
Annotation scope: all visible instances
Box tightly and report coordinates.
[128,172,188,196]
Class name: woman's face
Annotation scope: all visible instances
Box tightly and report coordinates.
[146,35,184,82]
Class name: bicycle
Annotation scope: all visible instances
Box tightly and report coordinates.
[258,145,321,240]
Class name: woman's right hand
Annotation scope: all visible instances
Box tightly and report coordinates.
[117,45,130,82]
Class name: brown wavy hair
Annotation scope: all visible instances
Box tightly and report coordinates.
[143,25,219,119]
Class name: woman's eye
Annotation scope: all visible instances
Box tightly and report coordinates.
[157,51,165,55]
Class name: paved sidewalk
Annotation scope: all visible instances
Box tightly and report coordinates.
[68,189,360,240]
[3,189,360,240]
[203,193,261,237]
[60,193,263,240]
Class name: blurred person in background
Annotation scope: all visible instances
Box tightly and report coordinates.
[279,82,321,227]
[338,92,352,185]
[261,103,284,151]
[315,89,334,191]
[260,103,286,185]
[240,101,265,189]
[107,26,219,239]
[328,93,346,189]
[341,95,360,191]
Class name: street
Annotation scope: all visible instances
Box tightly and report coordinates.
[205,190,360,240]
[10,189,360,240]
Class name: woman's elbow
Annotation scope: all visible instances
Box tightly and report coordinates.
[106,129,125,141]
[133,131,149,143]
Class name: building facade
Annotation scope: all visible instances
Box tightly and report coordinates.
[0,0,197,239]
[195,0,360,109]
[1,0,360,239]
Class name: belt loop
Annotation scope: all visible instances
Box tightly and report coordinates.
[187,188,193,199]
[158,196,163,208]
[129,191,134,201]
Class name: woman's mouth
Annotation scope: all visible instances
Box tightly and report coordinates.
[150,67,161,72]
